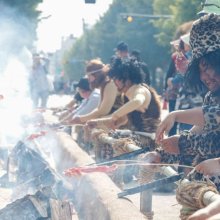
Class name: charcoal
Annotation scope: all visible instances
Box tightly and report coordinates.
[0,190,49,220]
[6,141,74,201]
[0,189,72,220]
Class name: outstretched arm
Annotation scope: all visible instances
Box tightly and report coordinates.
[156,107,204,144]
[70,82,118,124]
[111,86,151,120]
[194,158,220,176]
[188,198,220,220]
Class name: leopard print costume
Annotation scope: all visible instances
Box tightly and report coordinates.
[158,91,220,190]
[190,13,220,60]
[179,91,220,165]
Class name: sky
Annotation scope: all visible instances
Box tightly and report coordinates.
[36,0,113,52]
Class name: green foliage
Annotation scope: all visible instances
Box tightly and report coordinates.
[64,0,166,81]
[3,0,42,17]
[152,0,202,45]
[0,0,43,48]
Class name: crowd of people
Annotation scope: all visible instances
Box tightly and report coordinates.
[27,0,220,219]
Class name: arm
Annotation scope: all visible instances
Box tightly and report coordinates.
[174,107,204,125]
[114,115,128,128]
[178,104,220,157]
[194,158,220,176]
[188,198,220,220]
[65,99,76,109]
[88,86,150,129]
[190,125,203,134]
[111,86,151,120]
[78,82,118,123]
[74,91,100,116]
[156,107,204,143]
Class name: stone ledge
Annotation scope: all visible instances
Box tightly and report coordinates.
[54,131,147,220]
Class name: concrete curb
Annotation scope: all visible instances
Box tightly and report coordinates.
[54,131,147,220]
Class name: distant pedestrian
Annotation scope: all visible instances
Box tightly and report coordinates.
[131,49,151,85]
[114,41,129,59]
[29,53,50,108]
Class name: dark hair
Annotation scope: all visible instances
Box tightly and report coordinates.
[178,39,185,51]
[108,57,144,84]
[131,50,141,60]
[185,49,220,92]
[116,41,128,52]
[75,77,91,91]
[74,92,83,102]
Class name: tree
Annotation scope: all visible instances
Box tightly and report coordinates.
[152,0,201,45]
[64,0,167,82]
[0,0,43,50]
[62,0,203,93]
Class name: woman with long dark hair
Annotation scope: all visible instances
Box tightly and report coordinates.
[142,13,220,193]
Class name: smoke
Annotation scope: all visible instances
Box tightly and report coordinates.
[0,3,35,145]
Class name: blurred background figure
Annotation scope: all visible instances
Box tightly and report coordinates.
[174,34,204,132]
[29,53,50,109]
[59,77,100,122]
[163,39,181,136]
[130,49,151,85]
[114,41,129,59]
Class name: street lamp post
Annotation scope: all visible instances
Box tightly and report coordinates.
[120,13,173,22]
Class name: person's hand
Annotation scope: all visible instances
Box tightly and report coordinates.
[86,120,98,129]
[139,151,161,164]
[160,135,180,154]
[156,112,177,144]
[194,158,220,176]
[167,77,173,88]
[86,118,116,130]
[188,198,220,220]
[62,116,82,125]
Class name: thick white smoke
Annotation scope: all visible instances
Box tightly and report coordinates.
[0,3,35,146]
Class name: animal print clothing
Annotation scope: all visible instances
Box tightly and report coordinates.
[157,91,220,166]
[179,91,220,166]
[187,171,220,192]
[124,84,161,133]
[190,13,220,60]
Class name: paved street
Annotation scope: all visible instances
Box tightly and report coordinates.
[126,191,181,220]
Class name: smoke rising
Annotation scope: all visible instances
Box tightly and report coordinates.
[0,3,36,145]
